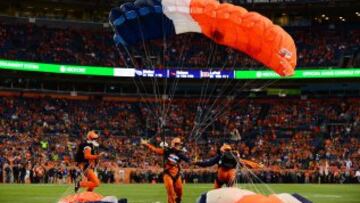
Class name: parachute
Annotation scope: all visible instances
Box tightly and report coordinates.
[58,191,127,203]
[197,187,312,203]
[58,192,103,203]
[108,2,303,202]
[109,0,297,76]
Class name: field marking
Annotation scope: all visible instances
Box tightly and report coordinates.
[310,194,342,198]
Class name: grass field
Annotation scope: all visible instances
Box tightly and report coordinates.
[0,184,359,203]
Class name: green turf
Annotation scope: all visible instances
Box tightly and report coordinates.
[0,184,359,203]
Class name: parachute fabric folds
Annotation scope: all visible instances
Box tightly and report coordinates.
[197,188,312,203]
[58,192,126,203]
[58,192,103,203]
[189,0,297,76]
[109,0,176,46]
[109,0,297,76]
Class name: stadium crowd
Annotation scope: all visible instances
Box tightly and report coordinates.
[0,96,360,184]
[0,22,358,69]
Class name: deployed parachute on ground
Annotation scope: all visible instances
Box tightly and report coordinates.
[58,191,127,203]
[109,0,297,76]
[197,187,312,203]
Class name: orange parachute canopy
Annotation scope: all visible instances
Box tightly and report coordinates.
[190,0,297,76]
[58,192,103,203]
[110,0,297,77]
[237,194,283,203]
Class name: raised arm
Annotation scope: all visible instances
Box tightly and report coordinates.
[141,139,164,155]
[195,155,221,167]
[178,152,191,163]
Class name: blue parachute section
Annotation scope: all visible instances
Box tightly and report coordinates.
[109,0,176,47]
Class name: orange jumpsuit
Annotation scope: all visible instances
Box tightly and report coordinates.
[196,152,238,188]
[76,143,101,192]
[144,143,190,203]
[215,167,236,188]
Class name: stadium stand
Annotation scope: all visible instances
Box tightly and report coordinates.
[0,95,359,184]
[0,22,358,69]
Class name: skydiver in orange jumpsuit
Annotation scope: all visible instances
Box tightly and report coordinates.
[195,144,239,188]
[141,137,191,203]
[74,131,104,192]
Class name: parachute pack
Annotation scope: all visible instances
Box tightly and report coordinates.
[218,151,238,169]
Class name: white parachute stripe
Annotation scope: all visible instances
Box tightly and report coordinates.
[162,0,201,34]
[199,188,310,203]
[205,188,255,203]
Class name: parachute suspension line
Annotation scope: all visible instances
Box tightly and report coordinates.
[159,12,169,142]
[158,21,196,145]
[194,79,279,142]
[238,160,275,195]
[190,81,276,193]
[195,48,252,137]
[189,40,219,141]
[205,80,265,130]
[243,169,261,194]
[190,44,231,155]
[134,16,164,132]
[198,46,233,110]
[190,49,257,143]
[235,159,260,194]
[191,78,255,142]
[205,79,279,133]
[197,40,218,103]
[191,81,252,167]
[244,164,276,194]
[152,11,180,145]
[157,17,196,144]
[124,34,168,195]
[193,57,269,139]
[162,35,195,147]
[161,34,195,130]
[233,153,270,195]
[121,45,159,119]
[195,79,256,135]
[198,41,219,106]
[189,79,277,180]
[190,79,280,194]
[191,53,249,141]
[233,151,241,186]
[235,159,253,191]
[189,46,245,161]
[115,45,159,121]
